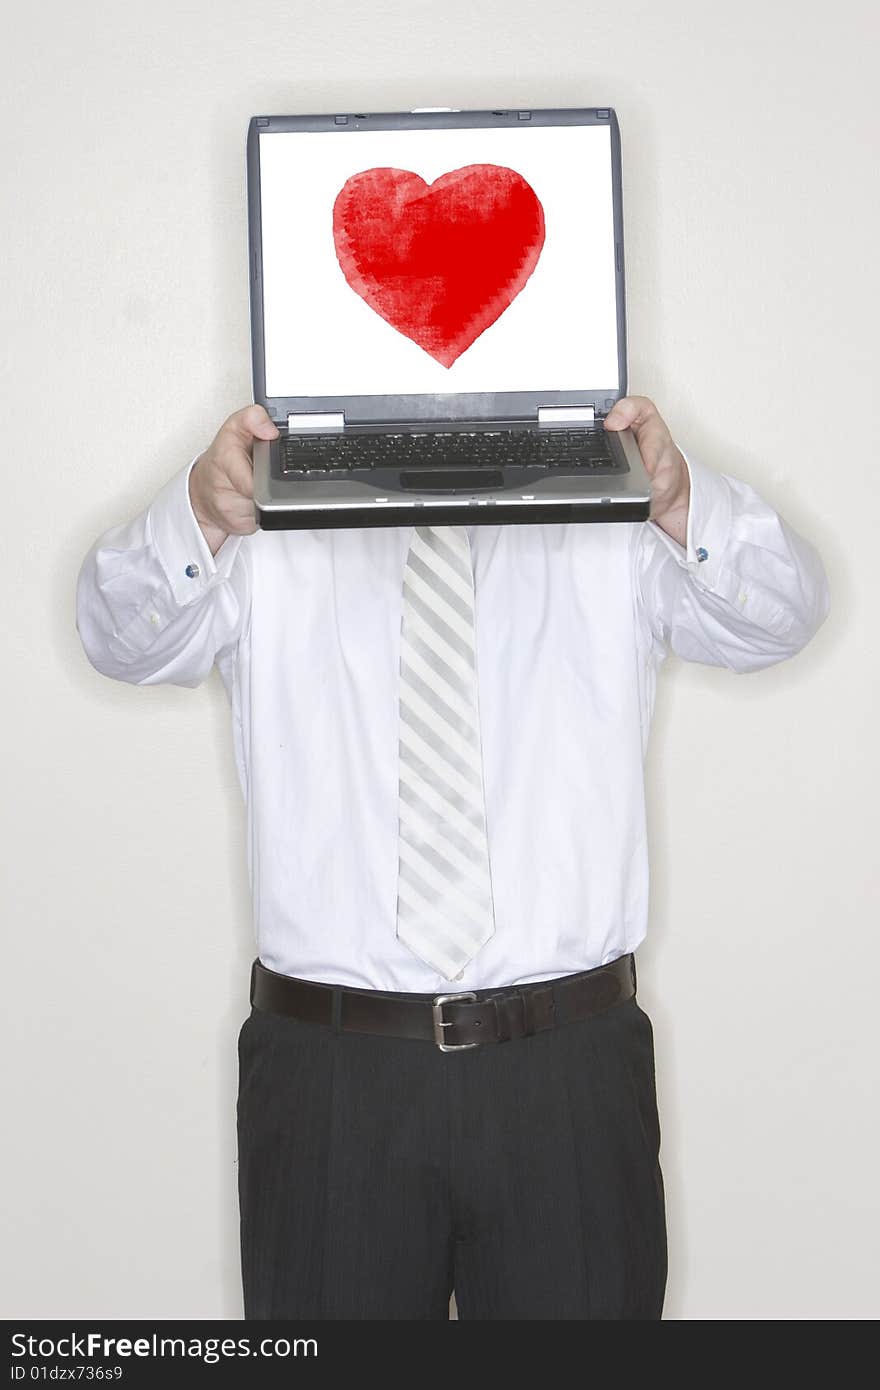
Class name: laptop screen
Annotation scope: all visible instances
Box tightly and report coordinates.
[257,123,620,402]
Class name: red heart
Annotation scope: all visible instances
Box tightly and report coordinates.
[332,164,545,368]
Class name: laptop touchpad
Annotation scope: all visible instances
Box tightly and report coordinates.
[399,469,504,491]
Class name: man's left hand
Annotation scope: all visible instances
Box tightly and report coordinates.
[604,396,690,546]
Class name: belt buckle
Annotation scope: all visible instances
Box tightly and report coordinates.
[432,992,479,1052]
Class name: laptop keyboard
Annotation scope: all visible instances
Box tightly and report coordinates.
[280,428,618,474]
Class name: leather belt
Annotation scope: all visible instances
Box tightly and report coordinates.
[249,953,637,1051]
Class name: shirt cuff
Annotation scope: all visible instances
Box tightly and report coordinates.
[147,456,245,607]
[645,447,733,588]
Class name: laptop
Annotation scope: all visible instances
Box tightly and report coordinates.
[247,106,652,530]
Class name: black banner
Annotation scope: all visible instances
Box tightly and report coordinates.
[3,1319,591,1383]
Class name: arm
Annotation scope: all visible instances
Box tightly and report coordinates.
[75,404,278,688]
[605,397,831,673]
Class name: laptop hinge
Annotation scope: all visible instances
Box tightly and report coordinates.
[537,405,596,426]
[287,412,345,432]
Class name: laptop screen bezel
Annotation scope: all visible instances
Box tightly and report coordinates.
[247,107,628,424]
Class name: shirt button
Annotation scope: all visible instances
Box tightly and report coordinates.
[696,547,709,562]
[150,613,160,626]
[185,563,201,579]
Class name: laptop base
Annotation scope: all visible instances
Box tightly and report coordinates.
[253,423,652,530]
[256,497,651,530]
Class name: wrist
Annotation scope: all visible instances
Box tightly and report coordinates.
[188,459,229,557]
[651,466,691,548]
[199,520,231,558]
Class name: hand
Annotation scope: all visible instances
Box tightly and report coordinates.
[604,395,690,546]
[189,404,279,556]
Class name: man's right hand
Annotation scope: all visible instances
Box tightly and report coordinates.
[189,404,280,556]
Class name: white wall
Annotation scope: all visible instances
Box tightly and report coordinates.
[2,0,876,1320]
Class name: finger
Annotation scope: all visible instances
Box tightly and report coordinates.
[222,402,280,445]
[603,395,657,432]
[217,491,258,532]
[225,508,259,536]
[217,447,256,499]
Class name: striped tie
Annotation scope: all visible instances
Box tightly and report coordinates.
[396,525,496,980]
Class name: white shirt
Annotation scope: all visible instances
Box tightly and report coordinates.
[75,450,830,992]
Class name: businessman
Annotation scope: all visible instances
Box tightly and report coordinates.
[75,395,830,1319]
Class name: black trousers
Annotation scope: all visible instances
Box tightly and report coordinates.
[236,971,667,1320]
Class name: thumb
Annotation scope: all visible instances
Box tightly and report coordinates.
[603,395,640,431]
[252,418,280,440]
[227,403,280,443]
[247,403,280,439]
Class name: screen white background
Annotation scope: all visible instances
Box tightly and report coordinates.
[4,0,876,1323]
[259,124,620,398]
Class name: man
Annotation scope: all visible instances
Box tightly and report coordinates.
[75,395,830,1320]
